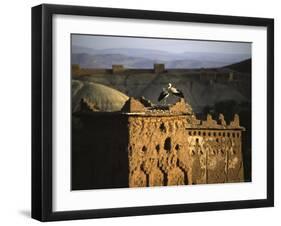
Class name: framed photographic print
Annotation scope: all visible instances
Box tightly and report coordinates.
[32,4,274,221]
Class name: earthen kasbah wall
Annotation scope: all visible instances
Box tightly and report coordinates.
[123,98,245,187]
[72,97,245,190]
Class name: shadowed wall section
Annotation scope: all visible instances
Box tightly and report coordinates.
[72,113,129,190]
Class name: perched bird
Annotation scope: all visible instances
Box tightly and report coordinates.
[167,83,184,98]
[158,83,184,104]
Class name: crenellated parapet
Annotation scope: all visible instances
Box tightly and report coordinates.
[187,113,245,130]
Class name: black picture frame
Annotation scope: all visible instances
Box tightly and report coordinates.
[32,3,274,222]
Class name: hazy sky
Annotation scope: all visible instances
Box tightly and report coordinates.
[72,34,251,55]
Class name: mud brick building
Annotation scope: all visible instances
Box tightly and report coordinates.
[72,98,245,190]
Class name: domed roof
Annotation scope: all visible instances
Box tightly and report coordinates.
[72,80,129,112]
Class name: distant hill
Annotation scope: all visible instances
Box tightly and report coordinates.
[223,58,251,73]
[72,46,251,69]
[72,53,154,68]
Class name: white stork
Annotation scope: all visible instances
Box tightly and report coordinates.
[158,83,184,104]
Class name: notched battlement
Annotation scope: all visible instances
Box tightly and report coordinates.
[187,113,245,130]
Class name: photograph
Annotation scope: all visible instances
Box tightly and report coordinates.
[31,3,274,221]
[71,34,252,190]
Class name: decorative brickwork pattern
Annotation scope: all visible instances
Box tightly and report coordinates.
[125,98,245,187]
